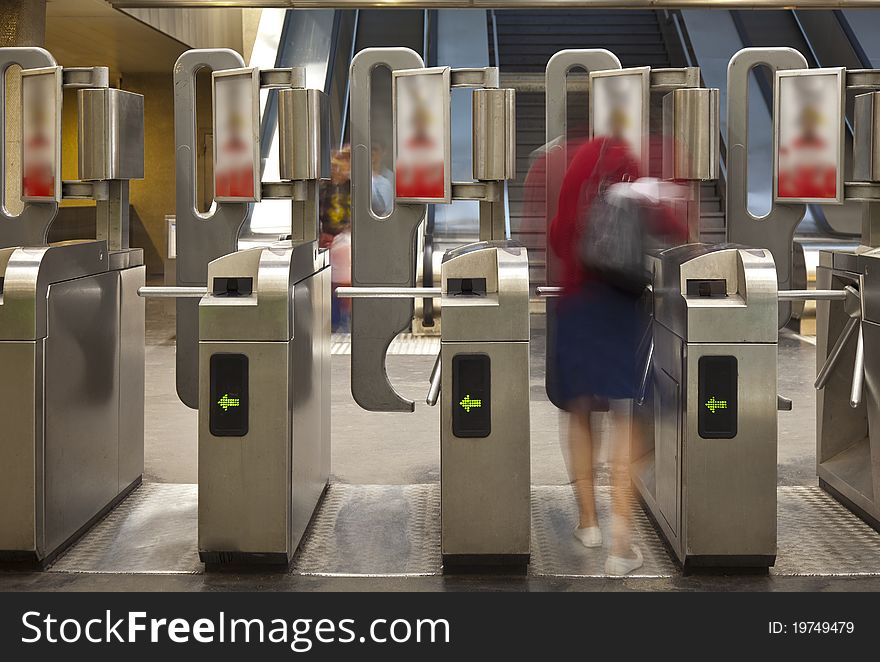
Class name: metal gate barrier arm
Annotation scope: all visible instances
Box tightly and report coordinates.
[173,48,250,409]
[725,47,809,328]
[349,47,427,412]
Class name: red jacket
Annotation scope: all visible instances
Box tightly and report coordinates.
[549,137,641,294]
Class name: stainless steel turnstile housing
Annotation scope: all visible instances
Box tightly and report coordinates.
[198,240,331,565]
[0,241,145,564]
[440,241,530,566]
[632,244,778,568]
[816,247,880,528]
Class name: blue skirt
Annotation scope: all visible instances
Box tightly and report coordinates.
[554,281,644,405]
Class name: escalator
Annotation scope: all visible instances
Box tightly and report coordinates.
[486,9,712,287]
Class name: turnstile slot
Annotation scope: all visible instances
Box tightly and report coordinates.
[698,355,738,439]
[686,278,727,298]
[212,277,253,297]
[209,353,249,437]
[451,353,491,438]
[447,277,487,297]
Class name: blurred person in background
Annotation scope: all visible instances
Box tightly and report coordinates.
[330,220,352,332]
[549,127,684,575]
[371,140,394,216]
[321,145,353,331]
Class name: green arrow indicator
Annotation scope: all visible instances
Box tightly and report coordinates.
[459,394,482,413]
[705,396,727,414]
[218,393,241,411]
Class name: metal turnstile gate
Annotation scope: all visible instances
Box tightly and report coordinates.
[198,242,331,565]
[632,245,779,568]
[0,47,145,565]
[436,241,530,566]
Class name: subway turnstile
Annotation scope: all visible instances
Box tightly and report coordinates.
[197,242,330,566]
[342,48,526,568]
[0,242,144,565]
[0,47,145,565]
[141,51,334,566]
[632,245,779,569]
[438,241,530,566]
[815,249,880,529]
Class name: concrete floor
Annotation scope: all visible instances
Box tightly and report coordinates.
[2,299,860,592]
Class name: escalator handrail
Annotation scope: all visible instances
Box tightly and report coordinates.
[339,9,360,149]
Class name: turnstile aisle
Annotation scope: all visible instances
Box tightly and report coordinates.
[137,50,334,567]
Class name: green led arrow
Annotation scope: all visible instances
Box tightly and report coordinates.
[459,394,482,413]
[705,396,727,414]
[218,393,241,411]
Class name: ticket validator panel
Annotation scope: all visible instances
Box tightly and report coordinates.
[209,353,249,437]
[451,353,491,438]
[697,355,738,439]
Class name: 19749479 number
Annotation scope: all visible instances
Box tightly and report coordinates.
[769,622,854,635]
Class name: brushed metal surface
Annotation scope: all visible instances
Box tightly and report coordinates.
[200,240,328,343]
[349,47,426,413]
[0,241,107,341]
[662,87,720,181]
[726,48,808,326]
[278,88,328,182]
[173,48,250,409]
[441,341,530,557]
[472,88,516,181]
[118,266,146,490]
[684,343,778,558]
[653,245,779,344]
[440,241,529,343]
[854,92,880,183]
[816,256,880,527]
[637,245,779,565]
[78,88,145,181]
[291,266,331,553]
[0,243,143,562]
[439,242,530,559]
[198,243,330,562]
[0,341,42,553]
[198,340,293,556]
[44,272,121,555]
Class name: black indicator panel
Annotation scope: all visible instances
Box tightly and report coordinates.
[210,353,249,437]
[698,355,737,439]
[212,277,253,297]
[451,353,491,438]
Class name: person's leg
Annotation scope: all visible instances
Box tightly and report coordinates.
[606,399,643,573]
[608,400,633,555]
[564,396,598,530]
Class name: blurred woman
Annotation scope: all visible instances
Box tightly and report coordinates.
[549,134,644,575]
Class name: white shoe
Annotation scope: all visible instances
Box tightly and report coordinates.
[605,545,644,576]
[573,525,603,548]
